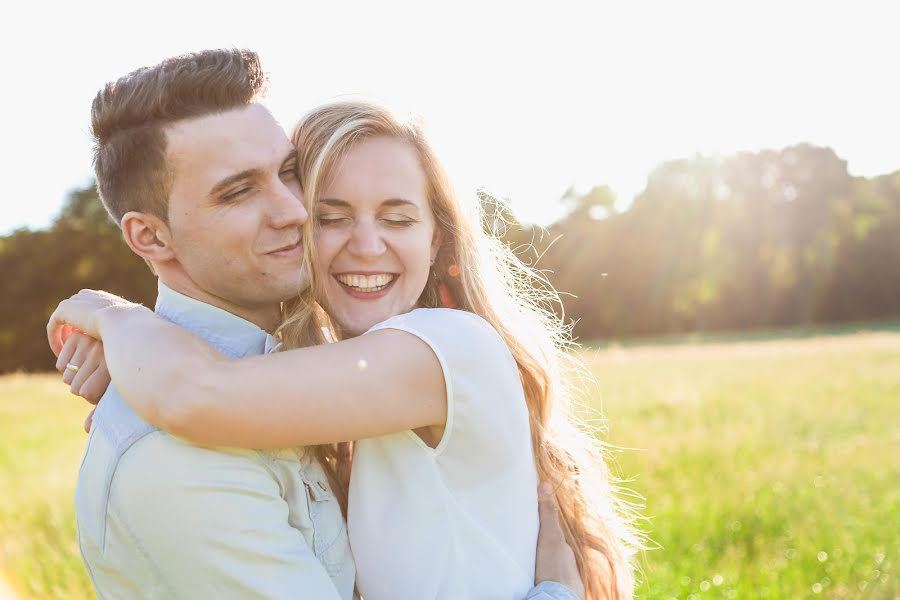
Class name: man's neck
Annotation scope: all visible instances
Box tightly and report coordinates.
[157,275,280,333]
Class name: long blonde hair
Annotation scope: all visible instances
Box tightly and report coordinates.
[279,100,642,599]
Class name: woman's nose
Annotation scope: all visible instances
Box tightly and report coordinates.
[348,220,386,257]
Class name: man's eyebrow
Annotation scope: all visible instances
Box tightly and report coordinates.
[208,168,262,197]
[208,150,296,198]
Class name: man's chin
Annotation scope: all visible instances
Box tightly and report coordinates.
[270,271,309,303]
[296,268,311,294]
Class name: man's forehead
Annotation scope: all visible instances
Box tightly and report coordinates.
[165,104,291,177]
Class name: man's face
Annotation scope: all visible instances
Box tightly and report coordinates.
[163,104,306,318]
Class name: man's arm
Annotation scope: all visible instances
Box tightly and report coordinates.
[101,432,344,599]
[525,582,583,600]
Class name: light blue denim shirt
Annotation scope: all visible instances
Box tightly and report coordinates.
[75,282,355,599]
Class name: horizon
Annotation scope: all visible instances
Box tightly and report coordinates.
[10,140,897,235]
[3,0,898,234]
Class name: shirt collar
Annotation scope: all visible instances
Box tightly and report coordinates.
[264,334,283,354]
[154,281,269,359]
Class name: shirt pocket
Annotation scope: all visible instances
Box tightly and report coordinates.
[302,475,352,577]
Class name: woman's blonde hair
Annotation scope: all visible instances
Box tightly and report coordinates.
[278,100,642,599]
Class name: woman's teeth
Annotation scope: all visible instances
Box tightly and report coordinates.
[335,273,395,292]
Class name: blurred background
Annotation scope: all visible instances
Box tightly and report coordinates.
[0,1,897,598]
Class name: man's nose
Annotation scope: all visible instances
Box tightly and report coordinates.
[269,181,308,228]
[348,220,386,258]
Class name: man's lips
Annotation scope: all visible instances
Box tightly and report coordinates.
[267,241,303,258]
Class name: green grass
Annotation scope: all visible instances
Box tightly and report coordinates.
[0,375,94,599]
[589,333,899,598]
[1,331,898,598]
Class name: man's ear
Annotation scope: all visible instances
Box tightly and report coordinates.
[120,211,176,266]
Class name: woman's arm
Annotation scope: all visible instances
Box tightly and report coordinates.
[48,290,446,448]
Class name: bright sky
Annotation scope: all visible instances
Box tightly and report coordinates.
[2,0,898,234]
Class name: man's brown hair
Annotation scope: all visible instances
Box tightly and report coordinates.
[91,48,268,224]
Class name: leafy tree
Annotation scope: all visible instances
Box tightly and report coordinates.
[3,145,899,372]
[0,184,155,373]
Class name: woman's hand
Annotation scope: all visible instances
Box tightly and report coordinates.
[47,289,141,356]
[55,329,111,432]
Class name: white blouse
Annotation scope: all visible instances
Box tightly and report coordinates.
[348,308,539,600]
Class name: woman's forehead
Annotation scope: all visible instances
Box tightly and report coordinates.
[323,137,428,208]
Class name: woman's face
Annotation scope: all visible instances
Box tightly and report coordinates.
[314,136,441,337]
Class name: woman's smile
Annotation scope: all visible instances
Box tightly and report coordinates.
[333,272,398,299]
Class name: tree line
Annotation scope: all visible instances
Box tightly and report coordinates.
[1,144,897,372]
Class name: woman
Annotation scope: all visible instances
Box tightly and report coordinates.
[50,101,639,599]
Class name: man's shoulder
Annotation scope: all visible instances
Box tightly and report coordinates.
[82,390,277,513]
[89,383,157,452]
[116,428,268,485]
[77,405,280,557]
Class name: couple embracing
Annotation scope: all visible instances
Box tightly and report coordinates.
[48,49,638,599]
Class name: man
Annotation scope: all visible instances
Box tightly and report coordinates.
[62,49,582,599]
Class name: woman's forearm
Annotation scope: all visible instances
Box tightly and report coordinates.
[50,291,447,449]
[96,304,224,429]
[42,286,446,450]
[135,329,446,449]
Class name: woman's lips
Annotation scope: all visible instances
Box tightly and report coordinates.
[333,273,397,300]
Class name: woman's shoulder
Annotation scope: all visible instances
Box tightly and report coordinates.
[370,309,518,390]
[367,307,495,336]
[366,308,506,354]
[365,310,526,459]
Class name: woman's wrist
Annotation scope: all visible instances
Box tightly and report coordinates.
[96,302,149,338]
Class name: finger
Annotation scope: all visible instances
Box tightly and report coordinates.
[71,340,104,393]
[60,324,77,345]
[47,302,69,357]
[84,407,96,434]
[69,352,101,396]
[79,344,109,403]
[56,333,83,374]
[62,340,91,386]
[79,361,111,405]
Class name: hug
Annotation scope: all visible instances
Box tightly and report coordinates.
[48,48,639,599]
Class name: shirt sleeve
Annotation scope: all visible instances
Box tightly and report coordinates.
[522,581,581,600]
[366,308,529,462]
[104,431,343,599]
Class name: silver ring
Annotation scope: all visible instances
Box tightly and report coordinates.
[66,363,80,374]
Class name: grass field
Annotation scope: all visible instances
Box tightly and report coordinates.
[1,331,898,599]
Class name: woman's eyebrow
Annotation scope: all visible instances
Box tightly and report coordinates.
[319,198,352,208]
[317,198,419,209]
[381,199,417,208]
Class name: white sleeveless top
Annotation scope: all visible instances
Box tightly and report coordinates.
[348,309,539,600]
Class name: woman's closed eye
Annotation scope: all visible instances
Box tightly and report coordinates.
[316,214,351,226]
[382,215,418,227]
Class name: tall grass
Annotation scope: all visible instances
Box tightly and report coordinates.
[0,332,897,598]
[592,333,899,598]
[0,376,92,599]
